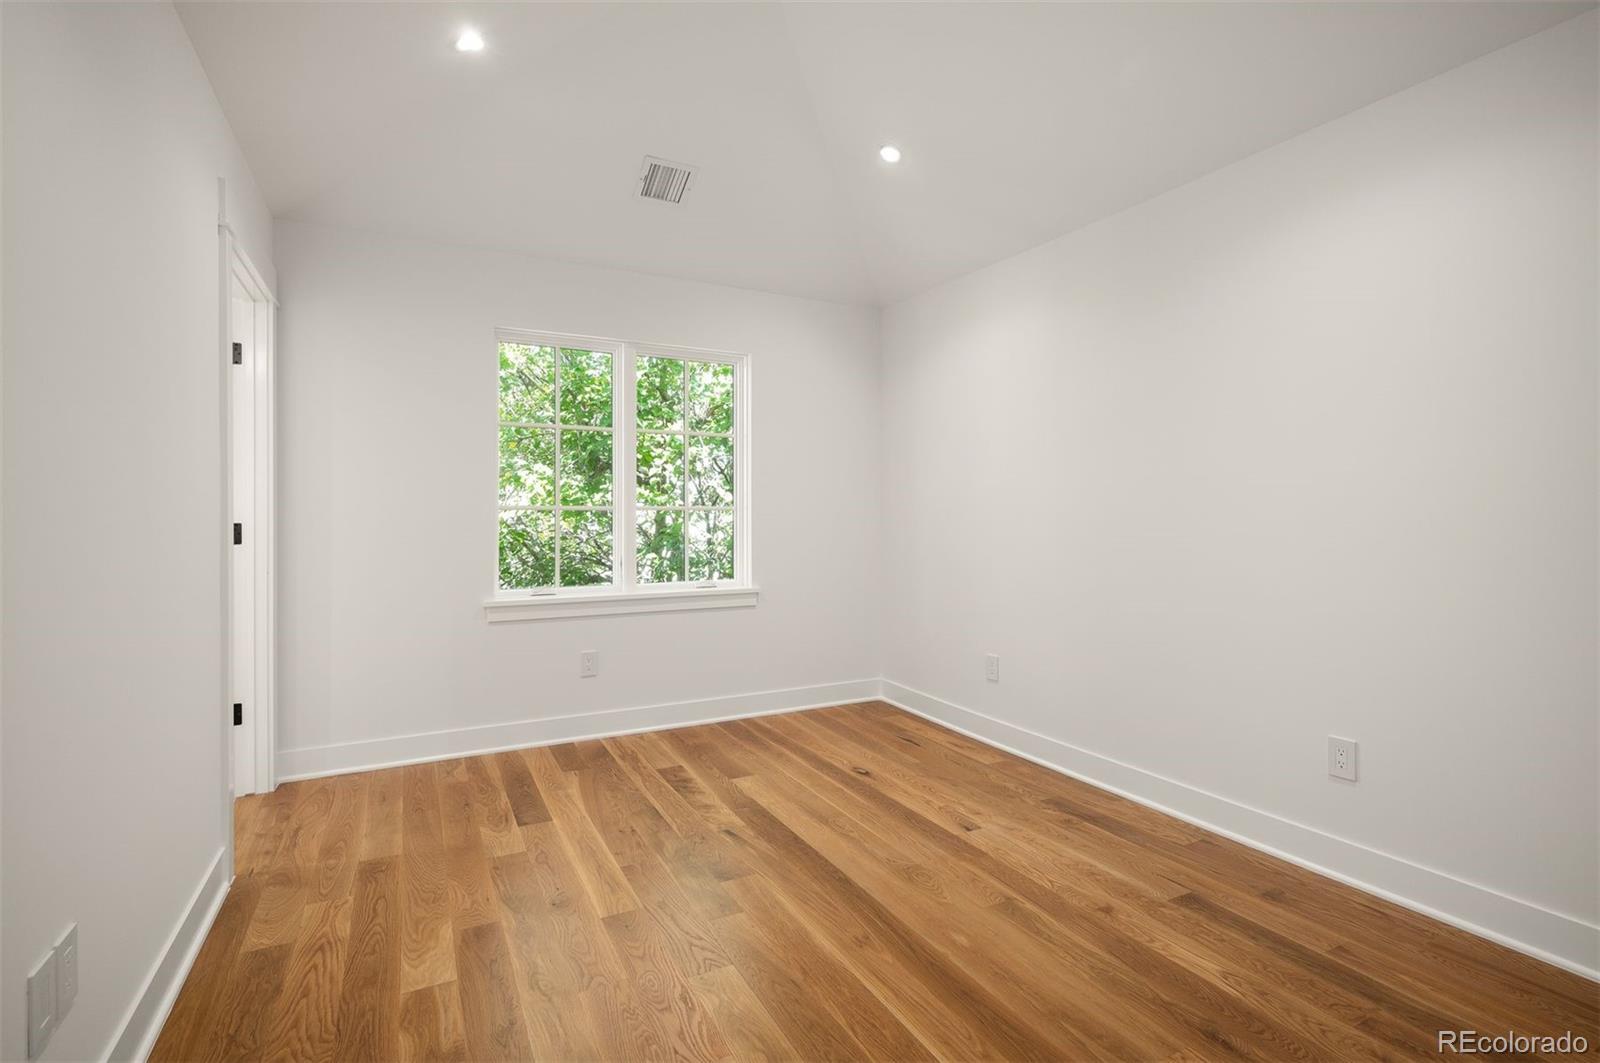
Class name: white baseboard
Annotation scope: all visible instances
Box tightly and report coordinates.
[881,679,1600,982]
[106,847,230,1062]
[277,679,881,782]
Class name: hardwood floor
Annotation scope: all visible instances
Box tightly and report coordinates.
[151,701,1598,1061]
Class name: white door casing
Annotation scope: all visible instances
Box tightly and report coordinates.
[229,283,256,794]
[223,214,276,805]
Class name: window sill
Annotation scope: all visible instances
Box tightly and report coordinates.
[483,585,759,623]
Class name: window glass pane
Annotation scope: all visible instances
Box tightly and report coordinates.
[559,510,613,587]
[559,428,612,506]
[689,361,733,434]
[688,509,735,581]
[499,426,555,506]
[559,347,613,427]
[636,431,685,506]
[636,355,684,430]
[499,342,556,424]
[687,436,733,507]
[499,509,555,589]
[636,509,685,583]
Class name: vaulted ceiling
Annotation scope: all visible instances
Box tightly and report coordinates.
[177,2,1591,305]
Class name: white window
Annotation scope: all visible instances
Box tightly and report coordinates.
[487,329,754,620]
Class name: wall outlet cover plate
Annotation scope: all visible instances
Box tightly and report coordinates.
[1328,736,1358,781]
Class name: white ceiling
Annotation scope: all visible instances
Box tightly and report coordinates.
[178,2,1591,305]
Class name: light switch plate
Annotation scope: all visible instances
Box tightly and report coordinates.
[28,951,57,1059]
[56,925,79,1018]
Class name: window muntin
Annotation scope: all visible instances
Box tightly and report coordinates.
[635,355,735,585]
[496,333,744,596]
[497,340,616,590]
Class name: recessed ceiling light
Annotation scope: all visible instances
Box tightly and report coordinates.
[455,28,485,53]
[879,145,902,163]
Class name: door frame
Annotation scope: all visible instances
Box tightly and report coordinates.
[219,209,277,822]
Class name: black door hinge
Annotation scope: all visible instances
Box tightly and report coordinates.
[232,522,243,545]
[232,703,243,726]
[232,342,243,365]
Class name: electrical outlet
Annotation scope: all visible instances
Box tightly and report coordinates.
[28,950,57,1059]
[985,653,1000,682]
[1328,736,1358,781]
[580,650,599,678]
[56,925,79,1019]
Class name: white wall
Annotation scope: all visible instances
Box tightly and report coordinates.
[273,222,881,773]
[1,4,273,1059]
[881,13,1599,971]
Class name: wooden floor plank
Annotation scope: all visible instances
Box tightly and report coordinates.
[486,843,607,1062]
[307,773,370,903]
[464,755,526,858]
[496,750,552,827]
[719,873,934,1061]
[156,702,1599,1062]
[454,921,535,1061]
[397,982,467,1063]
[360,768,405,861]
[149,875,264,1063]
[690,964,803,1063]
[193,942,292,1062]
[400,763,457,993]
[601,906,734,1062]
[524,745,640,917]
[257,897,354,1063]
[332,856,403,1062]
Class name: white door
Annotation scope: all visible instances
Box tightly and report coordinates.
[230,282,258,794]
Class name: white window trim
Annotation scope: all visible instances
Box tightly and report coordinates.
[484,583,759,622]
[486,328,755,622]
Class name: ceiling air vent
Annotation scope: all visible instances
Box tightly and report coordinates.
[638,156,696,205]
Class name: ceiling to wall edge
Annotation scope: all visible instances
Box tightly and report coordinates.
[186,4,1598,313]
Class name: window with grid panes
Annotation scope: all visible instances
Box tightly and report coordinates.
[497,340,617,588]
[634,355,735,584]
[496,332,746,598]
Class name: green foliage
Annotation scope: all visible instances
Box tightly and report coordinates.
[498,509,555,589]
[689,361,733,433]
[559,429,613,506]
[636,509,684,583]
[499,342,555,424]
[688,509,735,581]
[498,347,735,590]
[560,510,612,586]
[498,344,618,588]
[688,437,733,507]
[636,432,684,506]
[637,356,684,429]
[559,348,612,427]
[499,427,555,506]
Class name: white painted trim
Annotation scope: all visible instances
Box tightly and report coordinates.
[224,226,277,798]
[216,222,277,306]
[277,678,876,781]
[216,197,235,877]
[880,679,1600,982]
[484,584,758,622]
[105,848,230,1062]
